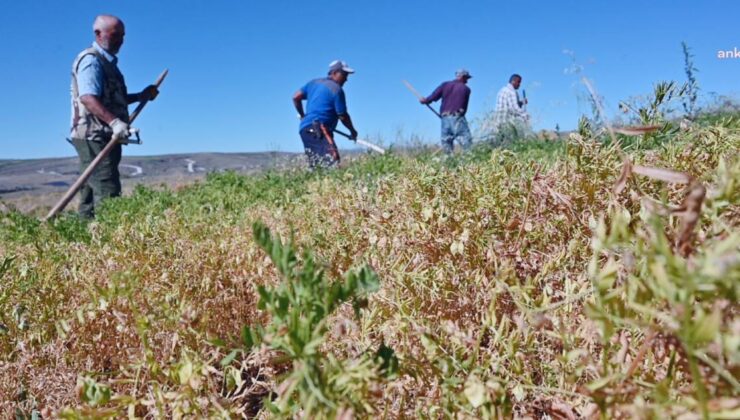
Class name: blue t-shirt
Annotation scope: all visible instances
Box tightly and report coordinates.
[299,78,347,131]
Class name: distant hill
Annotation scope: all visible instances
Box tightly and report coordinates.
[0,151,304,213]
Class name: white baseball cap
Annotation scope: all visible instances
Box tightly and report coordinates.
[328,60,355,74]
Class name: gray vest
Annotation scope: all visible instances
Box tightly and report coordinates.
[70,47,129,141]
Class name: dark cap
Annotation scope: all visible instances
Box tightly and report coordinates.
[455,68,472,78]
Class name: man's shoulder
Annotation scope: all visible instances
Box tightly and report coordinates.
[307,78,342,94]
[73,46,97,63]
[74,49,103,73]
[448,80,470,91]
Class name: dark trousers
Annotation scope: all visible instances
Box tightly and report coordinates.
[71,138,122,219]
[299,122,339,169]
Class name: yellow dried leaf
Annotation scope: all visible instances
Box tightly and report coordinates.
[464,375,487,408]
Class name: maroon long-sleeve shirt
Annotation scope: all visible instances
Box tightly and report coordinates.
[425,80,471,116]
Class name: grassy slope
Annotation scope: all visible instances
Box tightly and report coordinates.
[0,114,738,418]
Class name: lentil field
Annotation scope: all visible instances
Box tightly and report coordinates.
[1,113,738,419]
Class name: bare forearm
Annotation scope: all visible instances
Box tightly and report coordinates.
[293,99,305,118]
[293,91,305,118]
[126,85,160,105]
[79,95,118,125]
[339,114,357,135]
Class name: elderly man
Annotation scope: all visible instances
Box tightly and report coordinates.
[490,74,530,145]
[420,69,473,154]
[292,60,359,169]
[70,15,158,219]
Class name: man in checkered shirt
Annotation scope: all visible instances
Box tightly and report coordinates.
[491,74,530,145]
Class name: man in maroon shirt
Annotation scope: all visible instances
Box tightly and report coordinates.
[420,69,473,154]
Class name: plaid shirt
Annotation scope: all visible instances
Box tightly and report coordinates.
[492,83,529,129]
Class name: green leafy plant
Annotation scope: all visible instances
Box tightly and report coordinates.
[682,41,700,120]
[619,81,688,127]
[236,221,394,417]
[586,159,739,418]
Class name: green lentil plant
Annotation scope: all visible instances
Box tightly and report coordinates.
[234,221,396,418]
[585,157,739,418]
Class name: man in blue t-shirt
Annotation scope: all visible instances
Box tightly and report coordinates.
[293,60,359,168]
[421,69,473,154]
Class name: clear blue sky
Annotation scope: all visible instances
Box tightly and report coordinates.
[0,0,737,159]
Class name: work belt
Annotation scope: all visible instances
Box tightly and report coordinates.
[305,121,333,141]
[441,110,466,117]
[305,121,340,162]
